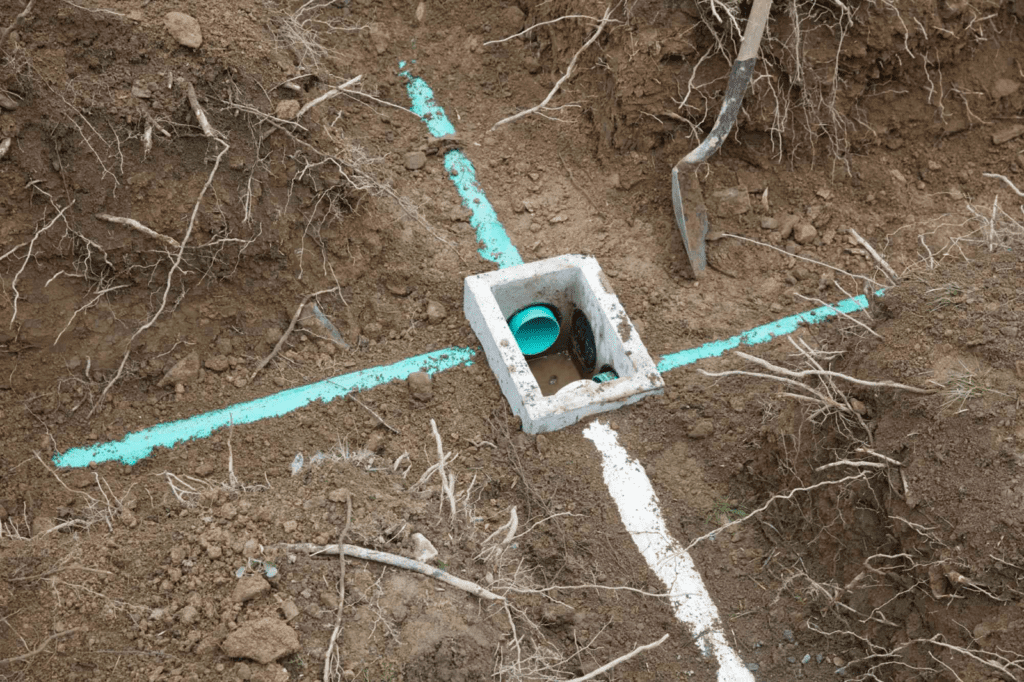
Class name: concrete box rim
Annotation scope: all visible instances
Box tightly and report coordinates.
[464,254,664,433]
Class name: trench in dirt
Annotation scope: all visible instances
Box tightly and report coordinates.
[2,0,1024,681]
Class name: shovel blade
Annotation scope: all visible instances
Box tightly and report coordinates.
[672,163,710,278]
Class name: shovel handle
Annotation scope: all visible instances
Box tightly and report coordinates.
[673,0,773,276]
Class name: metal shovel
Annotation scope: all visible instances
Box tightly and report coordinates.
[672,0,773,277]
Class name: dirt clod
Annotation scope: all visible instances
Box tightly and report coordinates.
[221,618,300,664]
[164,11,203,48]
[426,300,447,324]
[159,351,200,387]
[405,151,427,170]
[205,355,230,372]
[793,223,818,245]
[274,100,300,121]
[233,575,271,603]
[407,371,433,401]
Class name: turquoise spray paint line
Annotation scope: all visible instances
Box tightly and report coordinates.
[399,62,523,269]
[53,347,475,468]
[657,290,885,372]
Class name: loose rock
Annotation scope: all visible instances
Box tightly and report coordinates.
[412,532,438,563]
[164,12,203,48]
[711,186,751,217]
[159,351,200,387]
[178,605,199,625]
[793,222,817,245]
[233,575,271,603]
[221,618,300,664]
[993,78,1020,99]
[426,300,447,324]
[405,151,427,170]
[328,488,350,503]
[407,371,433,401]
[993,125,1024,145]
[205,355,230,373]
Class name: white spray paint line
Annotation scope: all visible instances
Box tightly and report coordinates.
[583,421,754,682]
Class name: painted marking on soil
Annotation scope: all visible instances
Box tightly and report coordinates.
[657,290,885,373]
[584,421,754,682]
[53,347,475,468]
[399,62,523,269]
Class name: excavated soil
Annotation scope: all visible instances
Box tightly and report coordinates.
[2,0,1024,680]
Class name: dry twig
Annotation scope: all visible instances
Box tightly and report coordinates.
[566,634,669,682]
[9,201,73,326]
[491,7,612,131]
[296,75,362,120]
[685,472,871,551]
[0,627,85,666]
[323,491,352,682]
[483,14,620,46]
[849,228,900,283]
[251,287,340,380]
[94,214,181,249]
[279,542,504,600]
[349,394,400,434]
[0,0,34,49]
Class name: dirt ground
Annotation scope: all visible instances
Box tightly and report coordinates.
[2,0,1024,680]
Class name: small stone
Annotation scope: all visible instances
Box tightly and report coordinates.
[405,151,427,170]
[778,214,799,239]
[850,398,867,415]
[159,351,200,387]
[426,300,447,324]
[233,575,271,603]
[783,629,795,643]
[993,125,1024,145]
[746,663,760,672]
[281,600,300,620]
[243,539,259,558]
[411,532,438,563]
[207,544,223,559]
[282,520,298,534]
[760,217,778,230]
[833,657,845,667]
[342,671,356,682]
[688,420,714,439]
[274,100,300,121]
[178,605,199,625]
[175,382,185,395]
[233,377,248,389]
[164,12,202,48]
[237,663,253,681]
[221,618,300,664]
[816,654,824,664]
[328,488,350,503]
[407,371,433,401]
[711,186,751,217]
[265,327,283,345]
[993,78,1020,99]
[793,223,817,244]
[802,654,811,664]
[363,431,385,453]
[501,5,526,31]
[0,92,18,111]
[205,355,230,372]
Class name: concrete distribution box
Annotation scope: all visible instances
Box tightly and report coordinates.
[464,255,664,434]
